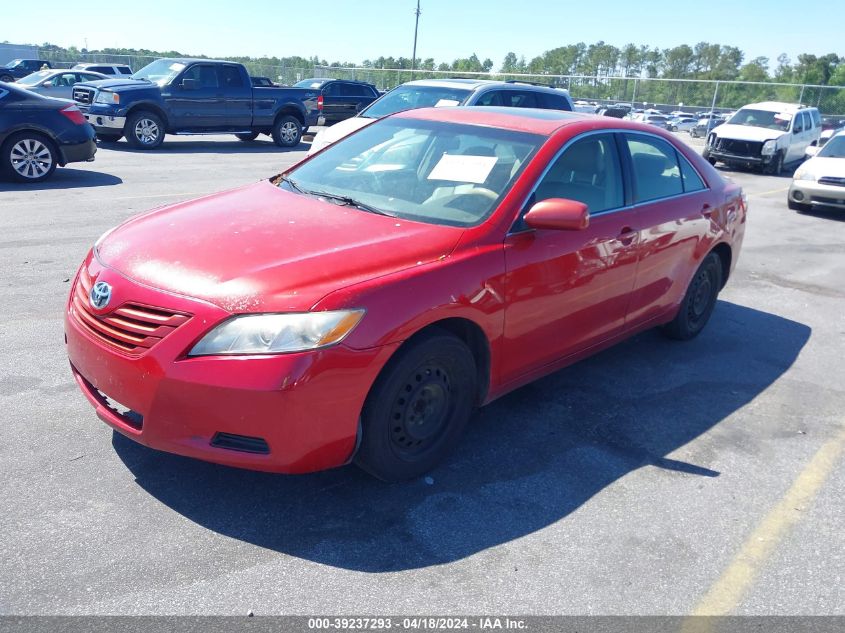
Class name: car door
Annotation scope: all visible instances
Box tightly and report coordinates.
[218,65,252,129]
[320,82,344,122]
[788,111,813,163]
[165,63,226,129]
[502,132,640,382]
[620,132,714,327]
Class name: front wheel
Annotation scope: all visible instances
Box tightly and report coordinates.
[0,74,15,83]
[662,252,723,341]
[125,111,165,149]
[767,151,784,175]
[271,115,302,148]
[2,132,57,182]
[355,331,477,482]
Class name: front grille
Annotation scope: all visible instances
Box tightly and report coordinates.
[73,86,94,105]
[69,270,190,355]
[211,433,270,454]
[818,176,845,187]
[715,138,763,157]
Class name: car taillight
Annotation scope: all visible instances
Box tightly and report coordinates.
[317,95,323,111]
[59,105,86,126]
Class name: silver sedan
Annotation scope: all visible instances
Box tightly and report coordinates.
[13,69,107,100]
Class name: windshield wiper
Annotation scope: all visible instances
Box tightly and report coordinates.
[281,177,396,217]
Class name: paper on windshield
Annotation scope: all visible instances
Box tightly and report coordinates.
[774,112,793,121]
[434,99,460,107]
[169,63,186,71]
[428,153,497,184]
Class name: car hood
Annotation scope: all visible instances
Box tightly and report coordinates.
[713,124,784,143]
[78,78,155,91]
[309,117,375,154]
[803,156,845,178]
[96,180,464,312]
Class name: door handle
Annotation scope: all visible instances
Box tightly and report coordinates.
[617,227,637,246]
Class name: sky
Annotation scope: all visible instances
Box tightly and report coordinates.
[2,0,840,70]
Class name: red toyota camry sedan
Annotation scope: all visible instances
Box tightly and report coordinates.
[65,107,746,481]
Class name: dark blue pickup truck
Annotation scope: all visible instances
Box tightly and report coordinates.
[72,58,320,149]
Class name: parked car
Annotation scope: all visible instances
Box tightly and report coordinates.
[811,118,845,153]
[598,107,629,119]
[308,78,574,154]
[641,114,671,127]
[788,131,845,213]
[668,117,698,132]
[690,117,724,138]
[0,83,96,182]
[703,102,821,174]
[14,69,107,100]
[0,59,53,83]
[71,58,321,148]
[251,76,276,87]
[293,78,380,125]
[65,108,744,481]
[72,63,133,76]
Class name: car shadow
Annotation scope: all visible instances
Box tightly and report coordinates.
[798,207,845,222]
[112,300,810,572]
[0,168,122,191]
[98,139,309,155]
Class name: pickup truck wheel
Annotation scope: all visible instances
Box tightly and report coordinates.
[706,156,716,165]
[0,74,14,83]
[768,151,784,175]
[126,111,165,149]
[271,115,302,148]
[354,331,477,482]
[2,132,57,183]
[235,132,259,142]
[661,252,722,341]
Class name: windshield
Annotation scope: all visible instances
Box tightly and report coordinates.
[131,59,187,85]
[17,71,51,86]
[284,118,542,227]
[294,79,328,89]
[362,85,473,119]
[818,136,845,158]
[4,59,22,69]
[728,108,793,131]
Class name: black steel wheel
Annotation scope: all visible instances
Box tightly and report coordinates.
[355,330,477,482]
[662,252,723,340]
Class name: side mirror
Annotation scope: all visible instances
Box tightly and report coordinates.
[805,145,819,158]
[524,198,589,231]
[181,78,198,90]
[42,80,53,88]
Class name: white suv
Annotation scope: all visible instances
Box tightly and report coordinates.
[703,102,821,174]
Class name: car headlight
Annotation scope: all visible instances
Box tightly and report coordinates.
[188,310,365,356]
[94,90,120,105]
[761,140,778,156]
[793,168,816,181]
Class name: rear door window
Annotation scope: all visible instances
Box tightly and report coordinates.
[322,82,340,96]
[624,134,684,203]
[219,66,244,87]
[501,91,540,108]
[474,91,503,107]
[118,67,132,75]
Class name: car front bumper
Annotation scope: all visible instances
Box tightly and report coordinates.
[789,180,845,210]
[703,148,776,168]
[64,252,399,474]
[83,113,126,132]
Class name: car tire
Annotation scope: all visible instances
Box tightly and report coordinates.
[235,132,260,142]
[1,132,58,183]
[661,252,723,341]
[705,156,717,165]
[787,198,810,213]
[271,115,302,148]
[354,330,477,482]
[96,133,122,143]
[125,111,165,149]
[768,151,784,176]
[0,74,14,83]
[671,126,678,132]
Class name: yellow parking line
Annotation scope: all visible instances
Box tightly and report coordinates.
[687,423,845,623]
[747,186,789,198]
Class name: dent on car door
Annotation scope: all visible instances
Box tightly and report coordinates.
[621,133,714,326]
[502,133,639,383]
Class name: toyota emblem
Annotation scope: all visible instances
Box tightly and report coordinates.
[89,281,112,310]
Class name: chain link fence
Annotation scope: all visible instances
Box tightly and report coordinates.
[34,52,845,116]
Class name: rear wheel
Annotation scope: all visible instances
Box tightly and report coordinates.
[662,252,723,341]
[125,111,165,149]
[235,132,260,142]
[2,132,57,183]
[271,115,302,147]
[355,331,477,482]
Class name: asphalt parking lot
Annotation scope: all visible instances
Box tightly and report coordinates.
[0,130,843,616]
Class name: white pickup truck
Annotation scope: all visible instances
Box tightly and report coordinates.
[703,102,821,174]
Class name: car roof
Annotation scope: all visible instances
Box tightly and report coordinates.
[393,106,606,134]
[403,78,567,93]
[741,101,815,113]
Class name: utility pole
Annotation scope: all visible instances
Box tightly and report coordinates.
[411,0,421,78]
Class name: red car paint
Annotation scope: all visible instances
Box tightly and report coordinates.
[65,108,745,473]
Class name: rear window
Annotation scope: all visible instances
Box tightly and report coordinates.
[118,67,132,75]
[539,92,572,111]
